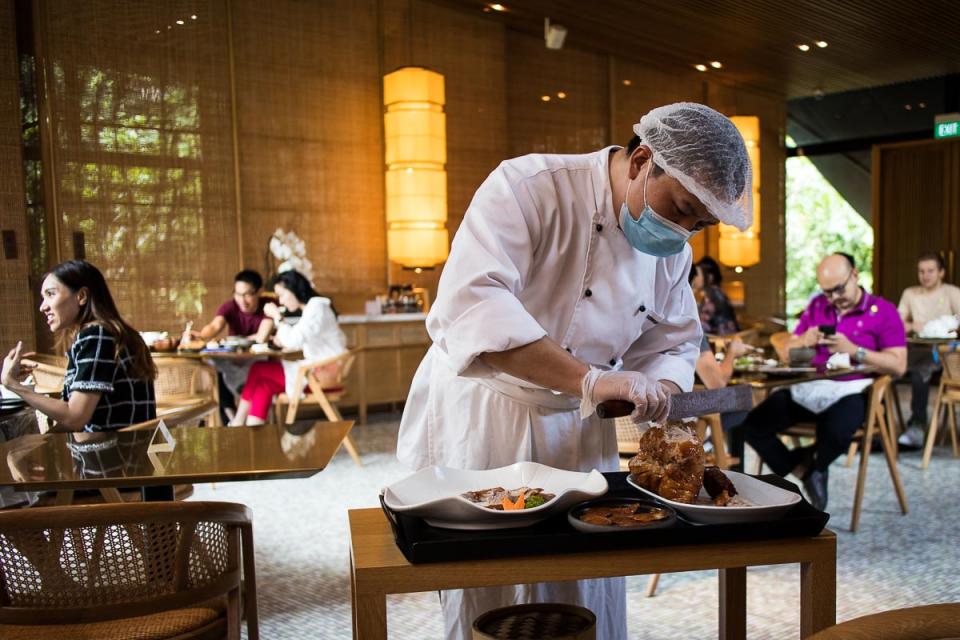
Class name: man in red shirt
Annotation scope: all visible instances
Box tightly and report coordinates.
[189,270,273,421]
[192,270,273,342]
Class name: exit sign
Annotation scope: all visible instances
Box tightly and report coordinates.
[935,112,960,139]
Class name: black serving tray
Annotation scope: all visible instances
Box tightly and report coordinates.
[380,472,830,564]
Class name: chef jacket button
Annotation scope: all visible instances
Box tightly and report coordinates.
[638,305,646,312]
[596,223,603,232]
[609,359,616,366]
[585,289,593,297]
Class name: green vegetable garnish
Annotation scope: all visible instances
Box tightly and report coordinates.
[524,495,546,509]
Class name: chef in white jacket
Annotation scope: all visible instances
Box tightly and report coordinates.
[397,102,754,639]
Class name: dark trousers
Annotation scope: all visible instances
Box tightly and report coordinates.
[743,389,867,477]
[218,371,237,424]
[909,369,931,425]
[906,346,939,425]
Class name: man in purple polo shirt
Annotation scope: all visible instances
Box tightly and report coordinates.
[743,253,906,510]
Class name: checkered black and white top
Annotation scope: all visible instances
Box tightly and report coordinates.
[62,324,156,432]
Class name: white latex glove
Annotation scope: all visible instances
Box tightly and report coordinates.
[580,367,671,424]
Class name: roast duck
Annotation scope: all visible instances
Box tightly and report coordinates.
[628,425,738,506]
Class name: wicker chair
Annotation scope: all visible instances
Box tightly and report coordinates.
[807,603,960,639]
[154,359,221,427]
[0,501,258,639]
[274,349,362,467]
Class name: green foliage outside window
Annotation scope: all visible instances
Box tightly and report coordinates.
[785,153,874,325]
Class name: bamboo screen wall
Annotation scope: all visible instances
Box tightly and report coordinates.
[38,0,239,333]
[231,0,385,299]
[0,0,32,349]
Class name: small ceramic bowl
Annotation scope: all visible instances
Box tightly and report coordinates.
[567,497,676,533]
[788,347,816,365]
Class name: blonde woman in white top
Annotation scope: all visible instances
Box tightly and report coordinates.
[230,270,346,426]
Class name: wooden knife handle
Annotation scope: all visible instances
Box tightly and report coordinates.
[596,400,635,419]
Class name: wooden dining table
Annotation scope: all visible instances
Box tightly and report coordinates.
[151,348,304,361]
[0,421,353,501]
[348,508,837,640]
[730,365,876,405]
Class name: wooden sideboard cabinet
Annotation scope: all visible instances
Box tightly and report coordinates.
[337,314,431,423]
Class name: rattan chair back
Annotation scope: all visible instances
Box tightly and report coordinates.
[154,359,217,404]
[0,501,258,638]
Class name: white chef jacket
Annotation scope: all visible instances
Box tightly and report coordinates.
[274,297,347,398]
[396,146,700,640]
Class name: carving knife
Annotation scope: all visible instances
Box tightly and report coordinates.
[596,384,754,420]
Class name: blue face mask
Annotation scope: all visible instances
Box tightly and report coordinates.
[619,164,693,257]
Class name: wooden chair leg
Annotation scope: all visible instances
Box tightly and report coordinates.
[922,385,944,469]
[646,573,661,597]
[885,389,900,458]
[844,441,858,467]
[307,376,362,467]
[850,415,874,532]
[98,488,124,503]
[949,402,960,458]
[877,406,909,516]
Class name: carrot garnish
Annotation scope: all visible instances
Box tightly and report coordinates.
[501,490,527,511]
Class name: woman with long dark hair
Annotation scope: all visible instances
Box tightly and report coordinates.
[691,255,740,335]
[230,270,346,426]
[1,260,157,431]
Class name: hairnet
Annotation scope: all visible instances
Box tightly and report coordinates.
[634,102,753,230]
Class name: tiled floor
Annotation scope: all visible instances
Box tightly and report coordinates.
[194,408,960,639]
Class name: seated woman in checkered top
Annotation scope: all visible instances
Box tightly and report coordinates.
[1,259,157,432]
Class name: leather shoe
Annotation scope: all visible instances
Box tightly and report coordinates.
[802,468,829,512]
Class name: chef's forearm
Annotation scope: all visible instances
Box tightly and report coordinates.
[478,337,589,396]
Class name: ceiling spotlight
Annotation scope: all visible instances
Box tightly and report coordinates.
[622,79,632,86]
[489,3,506,10]
[191,14,197,20]
[797,43,810,52]
[541,95,551,102]
[176,19,184,25]
[155,29,160,34]
[709,61,722,69]
[904,104,913,110]
[815,40,828,48]
[919,101,927,109]
[557,91,567,99]
[694,64,708,72]
[544,17,567,50]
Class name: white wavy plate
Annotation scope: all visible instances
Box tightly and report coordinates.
[627,470,801,525]
[382,462,608,530]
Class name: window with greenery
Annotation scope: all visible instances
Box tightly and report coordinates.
[785,150,874,325]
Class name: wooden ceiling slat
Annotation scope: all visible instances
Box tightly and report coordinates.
[438,0,960,98]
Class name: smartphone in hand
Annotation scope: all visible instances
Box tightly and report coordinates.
[818,324,837,336]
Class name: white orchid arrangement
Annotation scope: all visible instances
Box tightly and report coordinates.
[267,228,315,285]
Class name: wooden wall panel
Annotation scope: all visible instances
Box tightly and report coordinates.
[873,139,960,300]
[609,58,705,145]
[506,31,608,157]
[232,0,385,302]
[0,0,34,350]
